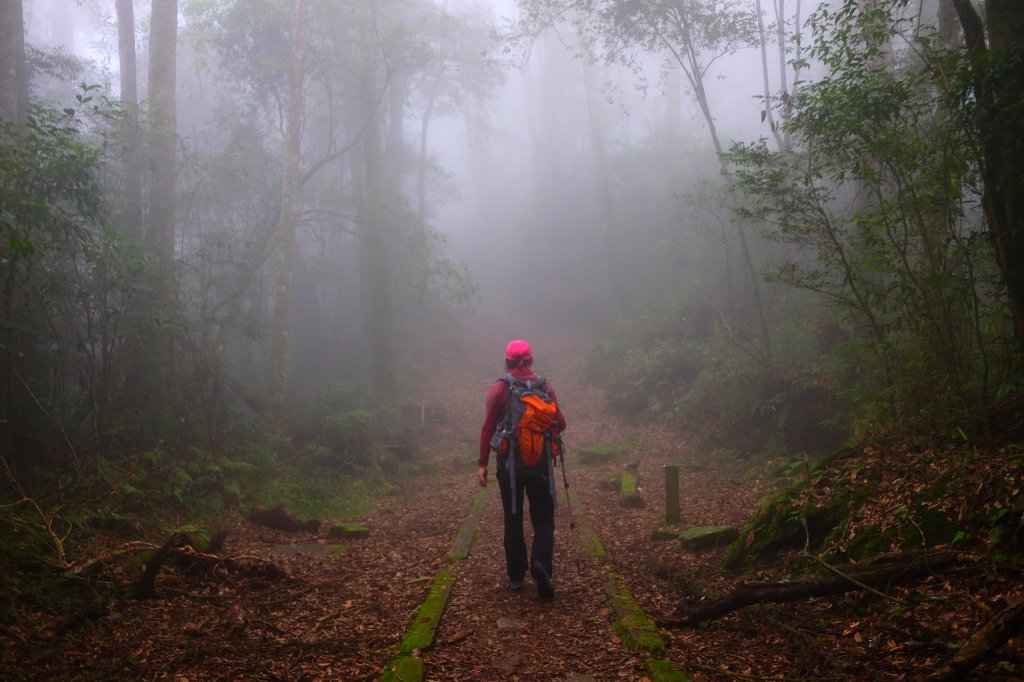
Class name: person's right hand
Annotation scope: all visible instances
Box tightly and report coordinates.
[477,465,488,487]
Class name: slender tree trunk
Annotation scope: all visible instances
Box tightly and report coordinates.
[755,0,786,151]
[136,0,178,418]
[417,0,449,221]
[0,0,28,124]
[385,71,407,193]
[147,0,179,271]
[116,0,144,241]
[416,81,437,221]
[268,0,310,415]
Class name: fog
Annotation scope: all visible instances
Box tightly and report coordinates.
[7,0,988,461]
[431,4,777,319]
[22,0,785,322]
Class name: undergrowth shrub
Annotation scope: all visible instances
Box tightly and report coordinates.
[589,300,849,458]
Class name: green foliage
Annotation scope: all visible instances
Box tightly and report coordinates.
[507,0,757,74]
[303,383,402,470]
[725,445,1024,570]
[728,0,1019,434]
[589,294,848,457]
[0,89,139,465]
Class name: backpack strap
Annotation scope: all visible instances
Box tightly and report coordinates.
[499,373,548,393]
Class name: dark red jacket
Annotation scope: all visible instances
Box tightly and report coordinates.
[479,367,567,466]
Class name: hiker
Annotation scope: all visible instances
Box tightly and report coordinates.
[478,339,566,598]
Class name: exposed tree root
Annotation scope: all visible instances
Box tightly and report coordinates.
[921,599,1024,682]
[663,551,959,628]
[135,531,286,598]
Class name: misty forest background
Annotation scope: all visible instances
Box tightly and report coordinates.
[1,0,1023,638]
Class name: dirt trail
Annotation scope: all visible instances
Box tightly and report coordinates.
[410,314,664,680]
[7,313,768,681]
[398,312,764,681]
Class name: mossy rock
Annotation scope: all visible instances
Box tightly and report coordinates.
[906,507,960,546]
[834,523,895,563]
[722,480,856,570]
[679,526,739,551]
[722,490,804,571]
[577,444,628,465]
[328,523,370,539]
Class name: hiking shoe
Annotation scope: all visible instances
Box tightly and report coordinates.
[506,578,524,591]
[531,561,554,599]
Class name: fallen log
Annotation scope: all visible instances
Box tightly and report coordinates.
[249,505,320,533]
[664,550,958,627]
[921,599,1024,682]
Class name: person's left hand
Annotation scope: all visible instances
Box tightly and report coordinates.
[477,465,487,487]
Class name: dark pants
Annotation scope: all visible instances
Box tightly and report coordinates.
[496,457,555,581]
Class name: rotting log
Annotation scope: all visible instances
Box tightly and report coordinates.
[249,505,320,533]
[665,551,958,627]
[922,599,1024,682]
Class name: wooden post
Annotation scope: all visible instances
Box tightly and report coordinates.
[664,465,680,524]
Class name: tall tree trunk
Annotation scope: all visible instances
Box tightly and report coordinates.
[582,59,621,307]
[268,0,310,415]
[0,0,28,124]
[141,0,178,412]
[116,0,143,241]
[147,0,179,277]
[953,0,1024,348]
[356,0,397,399]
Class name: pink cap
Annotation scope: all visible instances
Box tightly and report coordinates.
[504,339,533,364]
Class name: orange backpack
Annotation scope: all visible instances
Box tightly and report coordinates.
[490,375,561,471]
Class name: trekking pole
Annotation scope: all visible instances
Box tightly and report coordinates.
[556,436,583,576]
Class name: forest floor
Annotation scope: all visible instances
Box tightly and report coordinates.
[3,312,1023,681]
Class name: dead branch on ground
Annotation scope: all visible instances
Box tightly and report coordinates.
[663,550,959,628]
